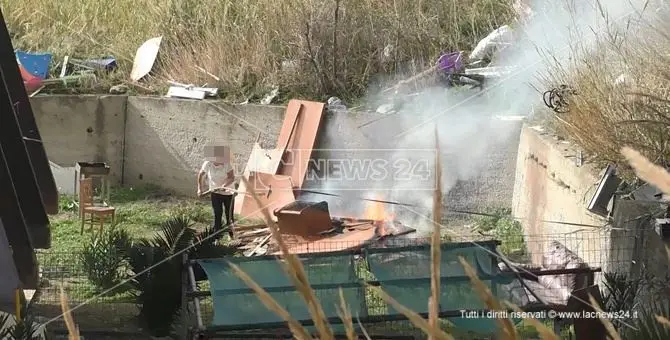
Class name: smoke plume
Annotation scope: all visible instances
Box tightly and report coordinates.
[305,0,656,236]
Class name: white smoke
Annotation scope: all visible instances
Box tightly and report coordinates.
[306,0,656,236]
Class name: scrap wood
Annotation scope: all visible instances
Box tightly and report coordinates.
[237,227,270,237]
[246,143,283,174]
[235,173,295,219]
[244,234,272,257]
[275,100,325,189]
[298,189,418,207]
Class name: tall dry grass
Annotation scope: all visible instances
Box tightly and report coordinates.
[546,6,670,180]
[1,0,513,100]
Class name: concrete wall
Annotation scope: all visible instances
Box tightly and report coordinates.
[512,125,608,266]
[31,95,522,212]
[31,95,126,184]
[123,97,286,195]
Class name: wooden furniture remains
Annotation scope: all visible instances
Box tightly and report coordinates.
[74,162,111,206]
[79,178,115,234]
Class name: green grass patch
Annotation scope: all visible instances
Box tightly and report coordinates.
[50,185,222,252]
[473,207,528,262]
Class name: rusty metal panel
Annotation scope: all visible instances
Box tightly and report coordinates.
[239,173,295,219]
[275,201,332,237]
[276,100,325,189]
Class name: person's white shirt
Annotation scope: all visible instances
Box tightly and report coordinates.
[200,160,233,195]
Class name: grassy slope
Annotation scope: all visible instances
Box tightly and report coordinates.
[2,0,513,101]
[544,9,670,177]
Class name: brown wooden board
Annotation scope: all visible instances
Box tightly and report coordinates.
[275,100,325,189]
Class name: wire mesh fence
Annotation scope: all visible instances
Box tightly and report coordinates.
[29,227,645,333]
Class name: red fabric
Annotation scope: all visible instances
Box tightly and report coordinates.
[19,62,43,92]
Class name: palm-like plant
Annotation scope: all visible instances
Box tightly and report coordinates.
[128,215,237,336]
[0,315,42,340]
[80,226,133,291]
[601,272,641,315]
[625,300,670,340]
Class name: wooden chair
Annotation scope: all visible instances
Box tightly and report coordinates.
[79,178,116,234]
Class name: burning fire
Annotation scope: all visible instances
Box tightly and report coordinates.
[364,196,395,221]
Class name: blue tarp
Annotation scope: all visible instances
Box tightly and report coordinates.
[15,51,52,79]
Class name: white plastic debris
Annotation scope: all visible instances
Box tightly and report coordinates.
[261,86,279,105]
[381,44,394,63]
[468,25,514,62]
[376,103,395,114]
[327,96,347,112]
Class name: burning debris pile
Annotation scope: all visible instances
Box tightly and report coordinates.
[231,100,418,256]
[234,200,416,256]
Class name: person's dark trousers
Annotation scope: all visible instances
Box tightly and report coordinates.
[211,193,234,238]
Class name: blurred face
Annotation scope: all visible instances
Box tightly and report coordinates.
[204,145,230,164]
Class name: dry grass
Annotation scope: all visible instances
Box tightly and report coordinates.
[59,288,80,340]
[547,6,670,179]
[2,0,513,100]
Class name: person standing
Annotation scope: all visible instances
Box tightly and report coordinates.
[197,145,235,238]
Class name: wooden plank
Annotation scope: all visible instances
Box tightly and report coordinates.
[244,234,272,257]
[275,100,325,189]
[238,173,295,220]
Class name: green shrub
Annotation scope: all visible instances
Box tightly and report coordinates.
[128,215,238,336]
[80,226,133,291]
[475,208,528,261]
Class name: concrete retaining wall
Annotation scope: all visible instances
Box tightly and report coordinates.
[511,125,608,266]
[123,97,285,195]
[31,95,126,184]
[31,95,522,212]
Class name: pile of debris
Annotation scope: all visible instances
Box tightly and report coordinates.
[228,99,418,256]
[234,201,416,256]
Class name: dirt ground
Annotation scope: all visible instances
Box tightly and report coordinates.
[30,303,147,336]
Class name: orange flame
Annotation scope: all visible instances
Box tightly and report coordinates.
[364,196,395,221]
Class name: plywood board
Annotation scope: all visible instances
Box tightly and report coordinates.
[238,173,295,220]
[246,143,283,174]
[234,143,284,215]
[275,100,325,189]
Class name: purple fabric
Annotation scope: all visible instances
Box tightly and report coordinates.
[437,51,463,74]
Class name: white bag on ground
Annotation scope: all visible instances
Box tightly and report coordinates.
[468,25,514,62]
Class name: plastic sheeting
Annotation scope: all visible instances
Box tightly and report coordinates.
[198,254,364,327]
[366,243,526,334]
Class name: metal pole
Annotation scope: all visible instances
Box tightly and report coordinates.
[188,262,204,330]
